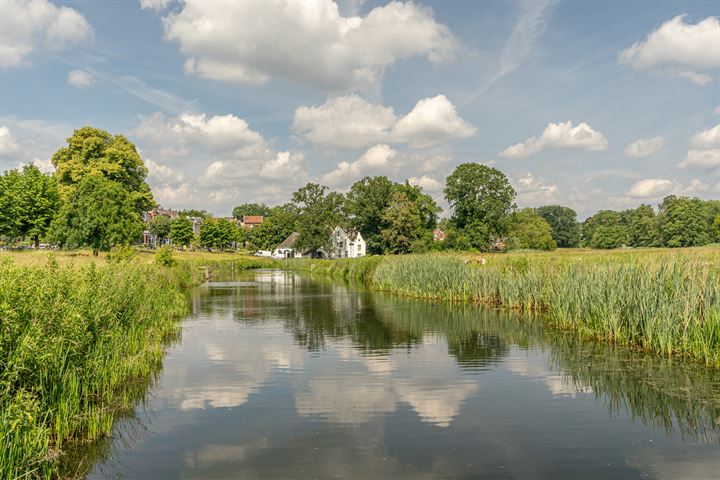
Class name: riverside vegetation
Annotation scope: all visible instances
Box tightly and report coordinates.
[0,252,274,480]
[283,247,720,367]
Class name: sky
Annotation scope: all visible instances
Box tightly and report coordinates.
[0,0,718,219]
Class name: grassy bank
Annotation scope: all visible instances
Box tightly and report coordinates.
[283,247,720,366]
[0,253,274,479]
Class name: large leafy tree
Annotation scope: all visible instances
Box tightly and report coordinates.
[345,176,396,254]
[582,210,626,247]
[149,215,173,244]
[248,204,299,250]
[444,163,515,250]
[232,203,271,219]
[535,205,579,248]
[199,218,239,250]
[395,181,441,232]
[169,216,195,248]
[507,208,556,250]
[292,183,345,254]
[49,174,144,254]
[0,166,60,246]
[658,196,711,247]
[51,126,154,213]
[381,191,423,254]
[625,205,659,247]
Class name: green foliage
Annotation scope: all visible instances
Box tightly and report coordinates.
[149,215,173,243]
[536,205,579,248]
[106,244,138,263]
[0,165,60,245]
[199,218,239,250]
[292,183,345,254]
[169,216,195,247]
[232,203,271,219]
[590,225,627,249]
[155,245,177,267]
[507,208,556,250]
[0,259,186,478]
[444,163,516,250]
[48,174,144,254]
[51,126,154,213]
[248,204,299,250]
[179,209,210,219]
[659,196,712,247]
[625,204,660,247]
[381,191,422,254]
[345,176,396,254]
[285,250,720,366]
[582,210,625,247]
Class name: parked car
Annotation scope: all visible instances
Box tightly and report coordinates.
[254,250,272,257]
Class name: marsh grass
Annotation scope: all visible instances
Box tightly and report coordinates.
[283,248,720,366]
[0,253,276,479]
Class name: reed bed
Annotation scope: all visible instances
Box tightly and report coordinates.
[0,253,275,479]
[283,249,720,366]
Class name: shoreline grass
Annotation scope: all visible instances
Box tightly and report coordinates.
[283,247,720,366]
[0,252,274,479]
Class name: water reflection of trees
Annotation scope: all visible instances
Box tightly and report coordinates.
[195,272,720,443]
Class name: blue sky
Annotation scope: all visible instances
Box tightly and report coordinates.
[1,0,718,219]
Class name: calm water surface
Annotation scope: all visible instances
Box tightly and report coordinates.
[85,270,720,479]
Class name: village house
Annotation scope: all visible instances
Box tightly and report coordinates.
[433,229,447,242]
[241,215,264,229]
[142,207,179,248]
[327,227,365,259]
[273,227,366,260]
[273,232,302,258]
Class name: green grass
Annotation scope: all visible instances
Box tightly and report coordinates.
[283,247,720,366]
[0,253,275,479]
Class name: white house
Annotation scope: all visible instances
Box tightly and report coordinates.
[327,227,366,259]
[273,232,303,259]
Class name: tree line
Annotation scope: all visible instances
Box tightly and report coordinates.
[1,126,718,253]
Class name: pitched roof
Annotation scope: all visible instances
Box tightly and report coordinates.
[243,215,264,224]
[277,232,300,249]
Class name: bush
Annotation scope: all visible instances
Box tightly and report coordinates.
[155,245,177,267]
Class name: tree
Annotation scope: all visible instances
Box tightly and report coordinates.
[444,163,516,250]
[395,181,441,232]
[0,165,60,246]
[590,225,626,249]
[51,126,154,213]
[199,220,219,250]
[345,176,396,254]
[248,204,299,250]
[169,216,194,248]
[292,183,345,254]
[149,215,173,244]
[507,208,556,250]
[582,210,625,247]
[658,196,711,247]
[381,191,423,254]
[179,209,210,219]
[625,205,659,247]
[232,203,271,219]
[49,174,144,254]
[536,205,579,248]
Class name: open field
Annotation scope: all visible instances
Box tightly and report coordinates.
[283,246,720,366]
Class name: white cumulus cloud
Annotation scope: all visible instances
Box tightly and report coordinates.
[679,124,720,170]
[67,69,93,88]
[1,0,93,68]
[320,144,397,187]
[624,136,665,158]
[293,94,475,149]
[627,178,676,198]
[500,121,608,159]
[158,0,458,92]
[407,175,443,193]
[0,126,20,154]
[619,15,719,85]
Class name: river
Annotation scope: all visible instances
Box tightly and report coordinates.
[82,269,720,479]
